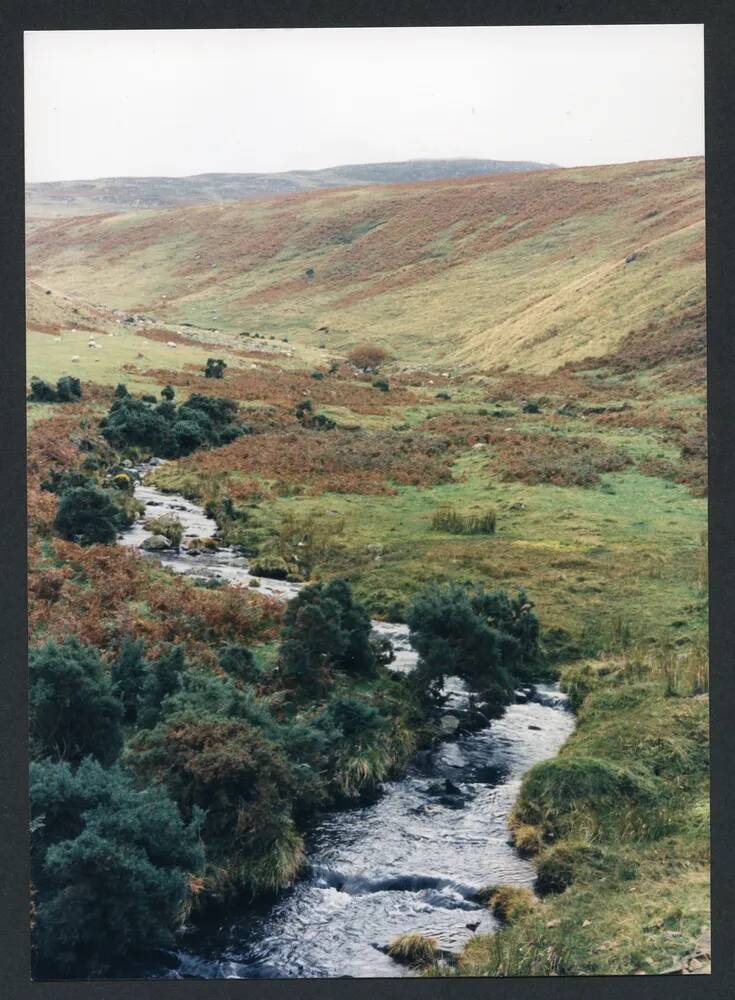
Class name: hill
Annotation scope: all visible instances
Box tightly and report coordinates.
[25,157,704,372]
[25,158,554,217]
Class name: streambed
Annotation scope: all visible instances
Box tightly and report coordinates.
[117,466,574,979]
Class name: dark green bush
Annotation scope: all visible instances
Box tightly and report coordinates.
[30,638,124,766]
[218,643,262,684]
[435,391,452,400]
[28,376,82,404]
[30,757,203,976]
[110,637,148,724]
[137,645,186,729]
[406,583,540,695]
[100,392,245,458]
[372,379,390,392]
[114,383,129,399]
[161,384,175,401]
[204,358,227,379]
[53,485,126,545]
[279,579,378,691]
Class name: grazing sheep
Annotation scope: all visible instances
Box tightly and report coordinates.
[166,341,177,348]
[71,355,80,363]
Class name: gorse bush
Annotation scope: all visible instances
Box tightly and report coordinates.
[431,504,496,535]
[100,392,245,458]
[406,583,540,702]
[53,484,129,545]
[28,376,82,404]
[30,757,203,976]
[204,358,227,379]
[278,579,379,691]
[29,638,124,766]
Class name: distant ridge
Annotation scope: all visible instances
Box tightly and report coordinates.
[25,158,556,216]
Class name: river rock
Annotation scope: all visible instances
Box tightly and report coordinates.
[142,534,172,551]
[439,714,460,736]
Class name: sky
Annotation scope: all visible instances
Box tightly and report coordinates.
[24,25,704,183]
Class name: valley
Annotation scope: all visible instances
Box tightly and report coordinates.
[26,157,709,978]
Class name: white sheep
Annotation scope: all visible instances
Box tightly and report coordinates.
[166,341,177,348]
[71,355,80,363]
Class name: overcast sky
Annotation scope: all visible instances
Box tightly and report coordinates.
[24,25,704,183]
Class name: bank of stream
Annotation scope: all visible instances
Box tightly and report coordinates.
[117,464,575,979]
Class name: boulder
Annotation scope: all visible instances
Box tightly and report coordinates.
[439,714,460,736]
[141,534,172,551]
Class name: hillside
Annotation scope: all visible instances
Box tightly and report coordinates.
[25,157,705,372]
[25,158,554,217]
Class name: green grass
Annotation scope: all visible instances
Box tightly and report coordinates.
[450,651,709,976]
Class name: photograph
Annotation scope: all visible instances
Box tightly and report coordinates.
[23,24,709,980]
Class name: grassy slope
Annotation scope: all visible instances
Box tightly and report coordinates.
[451,652,709,976]
[26,158,704,372]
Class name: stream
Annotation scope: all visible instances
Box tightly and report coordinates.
[117,464,575,979]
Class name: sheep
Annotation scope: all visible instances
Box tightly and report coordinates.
[71,355,80,363]
[166,341,177,348]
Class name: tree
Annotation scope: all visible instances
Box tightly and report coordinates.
[53,484,123,545]
[161,384,175,401]
[30,757,203,976]
[29,638,124,766]
[347,343,390,373]
[204,358,227,379]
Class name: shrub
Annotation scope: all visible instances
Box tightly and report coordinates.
[161,384,175,401]
[53,485,125,545]
[137,644,186,729]
[218,643,262,684]
[372,379,390,392]
[435,391,452,400]
[407,583,540,697]
[347,343,390,373]
[311,371,325,381]
[278,579,377,691]
[100,393,245,459]
[431,504,496,535]
[28,376,82,404]
[114,383,129,398]
[127,715,303,898]
[204,358,227,379]
[110,636,148,723]
[29,637,124,765]
[30,757,203,976]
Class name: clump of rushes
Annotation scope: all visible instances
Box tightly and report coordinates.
[144,514,184,549]
[431,504,496,535]
[387,932,440,966]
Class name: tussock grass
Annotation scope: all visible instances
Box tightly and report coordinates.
[476,885,537,923]
[144,514,184,548]
[387,932,440,966]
